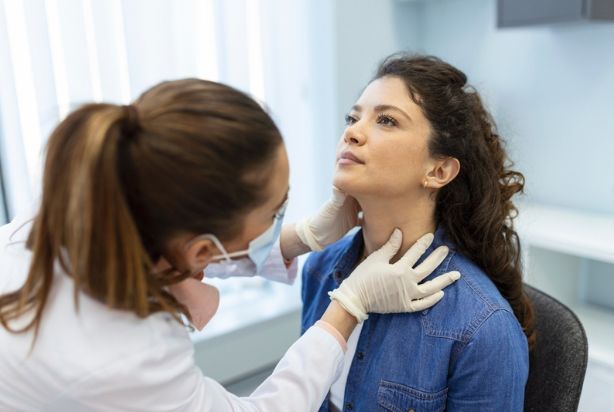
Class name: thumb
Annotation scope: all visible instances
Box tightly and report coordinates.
[374,228,403,260]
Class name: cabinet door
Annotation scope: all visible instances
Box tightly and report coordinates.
[498,0,584,27]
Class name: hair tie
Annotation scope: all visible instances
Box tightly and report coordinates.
[122,104,141,137]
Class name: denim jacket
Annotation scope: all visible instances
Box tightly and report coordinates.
[301,227,529,412]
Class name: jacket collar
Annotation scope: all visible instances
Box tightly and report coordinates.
[330,225,453,286]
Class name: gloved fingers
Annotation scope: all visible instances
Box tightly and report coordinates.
[331,186,347,207]
[295,219,323,251]
[372,228,403,260]
[395,233,434,268]
[408,290,444,312]
[332,187,361,228]
[416,271,461,297]
[412,246,449,282]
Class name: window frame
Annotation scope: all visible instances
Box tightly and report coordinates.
[0,114,9,225]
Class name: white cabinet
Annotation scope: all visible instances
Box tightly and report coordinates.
[516,202,614,367]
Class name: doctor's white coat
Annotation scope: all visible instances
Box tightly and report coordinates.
[0,213,344,411]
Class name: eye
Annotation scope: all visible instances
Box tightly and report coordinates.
[377,113,397,127]
[344,114,358,126]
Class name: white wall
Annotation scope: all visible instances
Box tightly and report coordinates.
[381,0,614,214]
[326,3,614,409]
[332,0,421,140]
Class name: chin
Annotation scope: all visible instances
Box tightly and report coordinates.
[334,169,405,199]
[333,169,368,198]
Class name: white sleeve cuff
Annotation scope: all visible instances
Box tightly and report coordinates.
[258,239,298,285]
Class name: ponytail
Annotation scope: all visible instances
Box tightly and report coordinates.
[1,79,283,345]
[0,104,189,343]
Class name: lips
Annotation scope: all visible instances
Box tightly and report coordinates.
[338,150,364,165]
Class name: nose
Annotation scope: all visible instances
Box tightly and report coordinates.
[343,123,366,146]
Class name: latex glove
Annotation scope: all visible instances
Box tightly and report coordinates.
[295,187,360,251]
[328,229,460,322]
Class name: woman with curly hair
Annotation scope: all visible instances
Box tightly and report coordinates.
[300,54,534,411]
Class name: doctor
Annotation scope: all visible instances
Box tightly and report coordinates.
[0,78,459,411]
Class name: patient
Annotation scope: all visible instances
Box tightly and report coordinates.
[301,54,534,411]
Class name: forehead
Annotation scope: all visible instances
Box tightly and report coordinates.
[356,76,418,112]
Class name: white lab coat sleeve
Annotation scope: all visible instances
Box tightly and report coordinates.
[204,324,344,411]
[257,239,299,285]
[60,323,344,412]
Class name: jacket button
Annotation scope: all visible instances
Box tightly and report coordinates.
[345,402,353,410]
[334,271,343,281]
[356,351,364,360]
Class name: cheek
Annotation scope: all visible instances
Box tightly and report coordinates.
[236,211,276,249]
[333,126,433,196]
[374,140,427,180]
[223,214,263,253]
[334,139,429,196]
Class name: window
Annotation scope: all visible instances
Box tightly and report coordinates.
[0,154,8,226]
[0,0,334,316]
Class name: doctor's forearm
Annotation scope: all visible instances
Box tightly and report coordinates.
[320,300,358,342]
[280,223,311,261]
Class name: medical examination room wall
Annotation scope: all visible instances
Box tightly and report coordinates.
[327,0,614,410]
[1,0,613,408]
[0,0,332,222]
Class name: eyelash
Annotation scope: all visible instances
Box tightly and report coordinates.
[344,114,357,126]
[343,113,398,127]
[376,114,397,127]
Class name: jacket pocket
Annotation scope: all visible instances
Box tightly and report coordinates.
[377,380,448,412]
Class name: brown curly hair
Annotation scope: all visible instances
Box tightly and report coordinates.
[375,54,535,349]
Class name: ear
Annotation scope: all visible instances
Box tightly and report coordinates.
[425,157,460,189]
[184,237,219,272]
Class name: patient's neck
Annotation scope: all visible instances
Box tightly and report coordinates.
[359,195,436,263]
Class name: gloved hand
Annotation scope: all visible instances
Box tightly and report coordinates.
[328,229,460,322]
[295,187,360,251]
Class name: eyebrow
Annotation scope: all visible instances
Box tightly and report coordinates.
[274,188,290,211]
[351,104,412,122]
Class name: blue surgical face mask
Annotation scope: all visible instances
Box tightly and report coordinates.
[201,199,288,277]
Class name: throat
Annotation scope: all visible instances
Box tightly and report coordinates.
[360,208,436,263]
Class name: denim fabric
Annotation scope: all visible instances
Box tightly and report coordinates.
[301,227,529,412]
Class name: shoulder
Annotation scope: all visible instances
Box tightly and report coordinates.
[448,251,512,311]
[421,248,523,345]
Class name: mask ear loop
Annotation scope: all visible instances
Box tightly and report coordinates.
[275,199,290,220]
[195,234,250,263]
